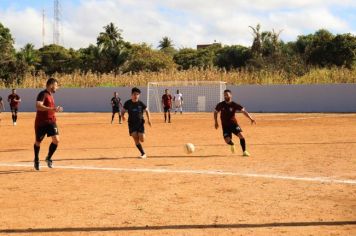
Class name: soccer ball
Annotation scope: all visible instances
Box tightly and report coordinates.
[184,143,195,154]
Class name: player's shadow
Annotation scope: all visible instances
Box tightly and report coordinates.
[0,170,34,175]
[1,221,355,234]
[0,148,28,152]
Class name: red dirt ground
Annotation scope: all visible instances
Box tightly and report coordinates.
[0,112,355,235]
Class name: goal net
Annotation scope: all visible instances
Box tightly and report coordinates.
[147,81,227,112]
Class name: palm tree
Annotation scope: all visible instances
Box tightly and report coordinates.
[97,22,123,51]
[158,36,174,50]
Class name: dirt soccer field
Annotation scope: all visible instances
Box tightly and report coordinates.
[0,112,355,236]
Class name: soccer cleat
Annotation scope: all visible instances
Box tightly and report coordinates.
[230,144,236,154]
[34,161,40,171]
[139,154,147,159]
[243,151,250,157]
[45,157,53,168]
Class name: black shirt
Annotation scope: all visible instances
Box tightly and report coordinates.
[0,96,2,102]
[215,101,243,127]
[123,100,147,125]
[111,97,121,108]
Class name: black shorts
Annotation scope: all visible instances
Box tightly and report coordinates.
[112,107,120,113]
[222,124,242,139]
[128,121,145,135]
[163,106,171,112]
[10,107,18,113]
[35,123,59,142]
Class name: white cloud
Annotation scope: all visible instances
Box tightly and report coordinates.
[0,0,354,50]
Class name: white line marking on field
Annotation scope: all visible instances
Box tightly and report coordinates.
[262,114,356,121]
[0,162,355,185]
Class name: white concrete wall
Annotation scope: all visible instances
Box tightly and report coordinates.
[0,84,355,112]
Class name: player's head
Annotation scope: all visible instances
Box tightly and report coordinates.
[223,89,232,102]
[46,78,58,93]
[114,92,118,97]
[131,87,141,101]
[12,89,16,94]
[165,89,169,94]
[176,90,180,94]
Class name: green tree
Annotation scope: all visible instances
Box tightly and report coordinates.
[123,44,176,73]
[158,36,176,56]
[38,44,72,75]
[0,22,17,84]
[96,22,129,74]
[16,43,40,74]
[215,45,251,70]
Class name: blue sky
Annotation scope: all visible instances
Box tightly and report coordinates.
[0,0,355,49]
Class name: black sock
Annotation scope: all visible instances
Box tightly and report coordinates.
[136,143,145,155]
[47,143,58,160]
[164,114,167,122]
[240,138,246,152]
[228,140,234,145]
[12,115,15,122]
[15,115,17,122]
[34,144,40,162]
[119,115,122,123]
[168,113,171,122]
[111,114,115,122]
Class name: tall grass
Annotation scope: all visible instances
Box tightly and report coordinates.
[0,67,355,89]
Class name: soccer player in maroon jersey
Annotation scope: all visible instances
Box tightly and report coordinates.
[33,78,63,170]
[7,89,21,126]
[162,89,173,123]
[214,89,256,156]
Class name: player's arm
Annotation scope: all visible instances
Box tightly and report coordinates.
[120,108,126,121]
[241,108,256,124]
[36,101,63,112]
[15,96,21,102]
[145,109,152,126]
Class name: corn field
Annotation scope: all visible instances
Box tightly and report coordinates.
[0,67,355,89]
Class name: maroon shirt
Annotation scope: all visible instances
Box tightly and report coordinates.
[35,90,56,127]
[8,94,20,108]
[162,94,173,108]
[215,101,243,127]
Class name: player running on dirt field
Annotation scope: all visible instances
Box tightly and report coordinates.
[8,89,21,126]
[33,78,63,171]
[214,89,256,156]
[121,87,152,159]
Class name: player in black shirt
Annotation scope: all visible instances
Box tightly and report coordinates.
[121,87,152,159]
[111,92,122,124]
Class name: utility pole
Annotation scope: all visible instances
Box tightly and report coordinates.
[53,0,61,45]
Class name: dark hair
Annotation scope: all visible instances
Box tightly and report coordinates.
[224,89,232,94]
[131,87,141,94]
[46,78,58,86]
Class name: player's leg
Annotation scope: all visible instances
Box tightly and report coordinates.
[164,107,168,122]
[14,109,18,123]
[111,111,115,124]
[168,108,171,123]
[45,124,60,168]
[224,132,236,154]
[132,132,146,158]
[11,108,15,124]
[236,132,249,156]
[34,127,46,170]
[179,104,183,114]
[118,110,122,124]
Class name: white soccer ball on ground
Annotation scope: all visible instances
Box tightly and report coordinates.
[184,143,195,154]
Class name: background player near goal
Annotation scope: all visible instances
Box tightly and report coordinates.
[173,89,183,114]
[147,81,226,113]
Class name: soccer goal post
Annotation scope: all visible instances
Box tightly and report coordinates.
[147,81,227,112]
